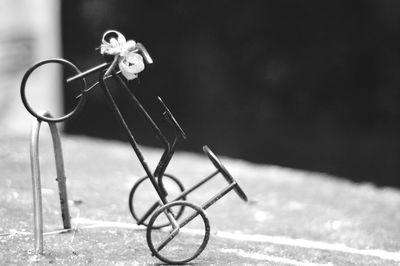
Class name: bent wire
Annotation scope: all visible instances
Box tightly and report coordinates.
[30,110,71,254]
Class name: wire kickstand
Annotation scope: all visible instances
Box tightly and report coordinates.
[30,110,71,254]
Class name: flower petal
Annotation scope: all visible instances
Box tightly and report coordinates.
[116,32,126,46]
[119,53,145,80]
[101,30,127,55]
[110,37,119,47]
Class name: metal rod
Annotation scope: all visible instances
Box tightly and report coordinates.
[201,182,237,211]
[153,137,175,179]
[113,73,171,153]
[176,183,237,231]
[136,43,154,64]
[137,201,161,225]
[99,72,168,204]
[66,62,110,83]
[75,71,121,99]
[104,56,119,77]
[171,170,220,202]
[48,120,71,229]
[30,116,43,254]
[156,137,179,195]
[113,73,177,196]
[156,227,180,252]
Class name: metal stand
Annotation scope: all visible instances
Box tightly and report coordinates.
[30,111,71,254]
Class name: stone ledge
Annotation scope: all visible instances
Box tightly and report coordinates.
[1,134,399,265]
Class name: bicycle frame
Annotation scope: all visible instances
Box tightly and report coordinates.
[66,59,183,198]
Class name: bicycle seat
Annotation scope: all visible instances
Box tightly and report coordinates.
[203,146,248,202]
[158,97,187,139]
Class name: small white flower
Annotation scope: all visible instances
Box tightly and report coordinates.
[100,30,145,80]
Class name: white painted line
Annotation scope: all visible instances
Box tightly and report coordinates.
[72,218,400,262]
[215,231,400,262]
[220,248,334,266]
[73,217,146,230]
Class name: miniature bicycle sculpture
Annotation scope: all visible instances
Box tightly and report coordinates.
[21,30,248,264]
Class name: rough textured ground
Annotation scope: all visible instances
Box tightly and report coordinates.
[1,133,400,265]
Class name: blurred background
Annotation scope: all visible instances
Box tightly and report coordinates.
[0,0,61,133]
[3,1,400,187]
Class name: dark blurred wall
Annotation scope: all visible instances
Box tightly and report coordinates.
[62,0,400,187]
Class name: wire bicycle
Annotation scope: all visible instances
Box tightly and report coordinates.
[21,30,248,264]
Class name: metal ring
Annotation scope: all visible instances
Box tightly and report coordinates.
[203,145,248,202]
[20,58,87,123]
[128,174,186,229]
[146,200,210,264]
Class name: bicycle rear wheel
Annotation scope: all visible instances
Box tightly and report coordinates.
[128,174,186,228]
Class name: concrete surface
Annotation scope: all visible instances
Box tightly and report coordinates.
[1,133,400,265]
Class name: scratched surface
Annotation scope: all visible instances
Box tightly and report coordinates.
[1,133,400,265]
